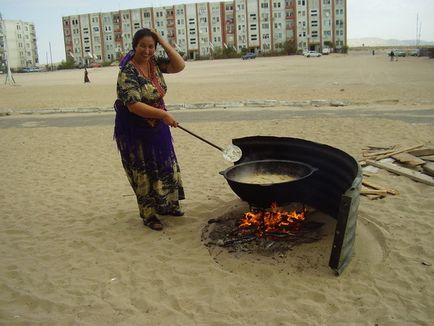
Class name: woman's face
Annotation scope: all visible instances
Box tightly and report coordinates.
[135,36,156,60]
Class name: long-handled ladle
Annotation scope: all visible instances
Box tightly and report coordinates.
[177,124,242,162]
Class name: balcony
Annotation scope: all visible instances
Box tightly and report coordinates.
[285,1,296,9]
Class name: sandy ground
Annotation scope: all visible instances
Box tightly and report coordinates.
[0,53,433,325]
[1,52,434,111]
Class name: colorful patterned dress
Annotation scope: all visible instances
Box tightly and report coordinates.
[114,57,185,221]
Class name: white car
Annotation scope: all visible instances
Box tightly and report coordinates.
[304,51,322,57]
[322,47,331,55]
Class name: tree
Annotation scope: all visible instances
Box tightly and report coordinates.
[223,46,238,58]
[57,56,76,70]
[283,40,297,55]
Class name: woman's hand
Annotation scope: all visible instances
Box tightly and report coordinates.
[162,111,178,127]
[150,28,162,43]
[150,28,185,73]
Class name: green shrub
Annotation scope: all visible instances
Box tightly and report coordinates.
[58,57,75,70]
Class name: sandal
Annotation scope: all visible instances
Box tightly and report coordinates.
[143,215,163,231]
[158,209,184,217]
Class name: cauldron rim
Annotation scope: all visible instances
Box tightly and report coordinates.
[219,159,318,186]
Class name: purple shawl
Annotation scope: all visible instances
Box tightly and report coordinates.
[113,99,177,174]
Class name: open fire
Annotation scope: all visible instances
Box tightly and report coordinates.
[239,202,306,237]
[202,203,323,253]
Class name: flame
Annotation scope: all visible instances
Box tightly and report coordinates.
[239,202,305,237]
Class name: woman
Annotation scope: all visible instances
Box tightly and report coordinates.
[114,28,185,231]
[84,68,90,83]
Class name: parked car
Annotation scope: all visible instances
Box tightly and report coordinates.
[388,49,406,57]
[322,47,331,55]
[21,66,41,73]
[88,62,102,68]
[241,52,257,60]
[409,49,420,57]
[304,51,322,57]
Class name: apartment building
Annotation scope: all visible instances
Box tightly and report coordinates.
[62,0,346,64]
[0,19,38,70]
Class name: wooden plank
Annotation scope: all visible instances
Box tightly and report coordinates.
[374,144,424,161]
[361,189,388,196]
[392,152,426,167]
[366,194,384,200]
[362,179,399,195]
[423,162,434,177]
[363,149,396,158]
[363,145,396,151]
[408,148,434,157]
[419,155,434,162]
[366,160,434,186]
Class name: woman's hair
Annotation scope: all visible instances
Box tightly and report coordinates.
[132,28,158,50]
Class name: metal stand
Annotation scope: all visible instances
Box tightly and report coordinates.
[5,66,15,85]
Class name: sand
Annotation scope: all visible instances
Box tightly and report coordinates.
[0,52,433,325]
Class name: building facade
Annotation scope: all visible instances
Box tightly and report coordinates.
[0,19,38,70]
[62,0,346,64]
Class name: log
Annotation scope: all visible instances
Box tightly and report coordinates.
[407,148,434,157]
[391,152,426,167]
[374,144,424,161]
[362,179,399,195]
[366,160,434,186]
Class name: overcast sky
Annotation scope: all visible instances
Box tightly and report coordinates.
[1,0,433,63]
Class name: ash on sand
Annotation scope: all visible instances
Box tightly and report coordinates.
[201,204,337,269]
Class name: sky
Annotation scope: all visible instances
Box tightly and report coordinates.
[1,0,433,64]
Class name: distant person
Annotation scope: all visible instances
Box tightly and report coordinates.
[390,51,395,61]
[114,28,186,231]
[84,68,90,83]
[372,50,375,56]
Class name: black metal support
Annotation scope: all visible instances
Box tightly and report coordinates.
[232,136,362,275]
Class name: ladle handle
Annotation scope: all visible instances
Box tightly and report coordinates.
[177,124,223,152]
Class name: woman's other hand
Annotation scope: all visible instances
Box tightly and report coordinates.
[162,111,178,127]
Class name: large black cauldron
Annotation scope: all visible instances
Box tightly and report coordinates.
[219,159,318,208]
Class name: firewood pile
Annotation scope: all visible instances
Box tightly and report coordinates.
[359,144,434,200]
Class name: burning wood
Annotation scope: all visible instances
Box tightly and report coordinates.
[239,202,305,237]
[202,203,324,256]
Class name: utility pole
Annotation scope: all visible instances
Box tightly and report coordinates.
[416,13,422,48]
[0,12,15,85]
[49,41,53,71]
